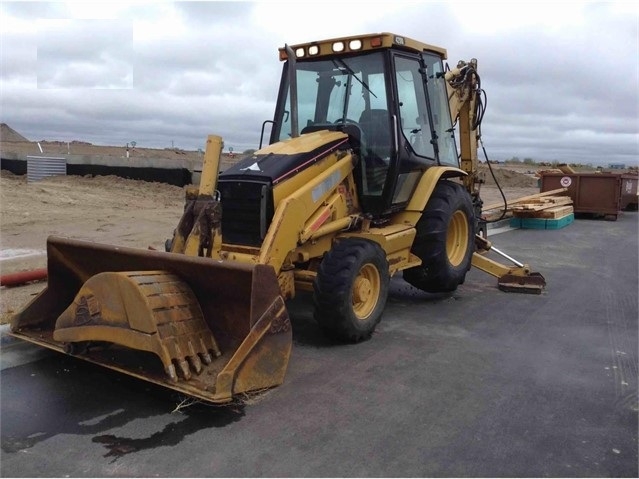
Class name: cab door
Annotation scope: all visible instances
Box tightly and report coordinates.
[390,53,460,208]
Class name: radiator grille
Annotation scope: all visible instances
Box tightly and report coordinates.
[218,180,273,247]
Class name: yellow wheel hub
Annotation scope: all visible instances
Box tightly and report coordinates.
[352,263,380,320]
[446,210,469,267]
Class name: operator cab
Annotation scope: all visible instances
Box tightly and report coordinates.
[270,33,460,216]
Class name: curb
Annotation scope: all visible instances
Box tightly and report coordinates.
[486,217,518,236]
[486,217,514,230]
[0,323,18,346]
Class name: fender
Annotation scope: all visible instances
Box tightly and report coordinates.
[394,166,467,227]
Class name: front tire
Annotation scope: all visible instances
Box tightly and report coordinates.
[313,239,390,342]
[403,180,475,293]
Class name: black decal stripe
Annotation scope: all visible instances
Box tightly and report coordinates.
[272,138,349,185]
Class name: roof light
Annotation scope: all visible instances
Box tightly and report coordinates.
[349,39,362,50]
[295,47,305,58]
[332,41,345,52]
[370,36,382,48]
[308,45,320,56]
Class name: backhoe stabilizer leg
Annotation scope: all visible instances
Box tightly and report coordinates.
[471,251,546,294]
[496,271,547,294]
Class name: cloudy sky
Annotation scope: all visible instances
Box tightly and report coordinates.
[1,1,637,165]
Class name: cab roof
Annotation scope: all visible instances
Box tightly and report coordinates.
[278,32,448,61]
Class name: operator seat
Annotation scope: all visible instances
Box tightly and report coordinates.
[358,109,392,162]
[358,109,392,194]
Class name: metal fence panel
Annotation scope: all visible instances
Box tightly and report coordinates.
[26,156,67,183]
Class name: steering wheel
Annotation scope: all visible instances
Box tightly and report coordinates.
[334,118,359,125]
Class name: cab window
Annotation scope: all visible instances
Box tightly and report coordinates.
[394,56,435,160]
[422,53,458,166]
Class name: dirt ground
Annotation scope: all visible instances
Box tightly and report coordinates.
[0,162,538,325]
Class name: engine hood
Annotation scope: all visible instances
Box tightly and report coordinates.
[220,130,348,185]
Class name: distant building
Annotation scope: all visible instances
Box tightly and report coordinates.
[608,163,626,169]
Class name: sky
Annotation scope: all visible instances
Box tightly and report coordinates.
[0,1,638,166]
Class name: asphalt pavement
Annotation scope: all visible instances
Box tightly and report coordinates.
[1,212,637,477]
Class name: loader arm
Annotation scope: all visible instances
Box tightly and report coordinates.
[169,134,224,258]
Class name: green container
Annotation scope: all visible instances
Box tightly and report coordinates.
[516,213,574,230]
[545,213,574,230]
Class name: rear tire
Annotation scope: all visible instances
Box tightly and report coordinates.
[403,180,474,293]
[313,239,389,342]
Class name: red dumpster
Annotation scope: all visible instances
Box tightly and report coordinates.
[620,172,638,211]
[540,172,621,220]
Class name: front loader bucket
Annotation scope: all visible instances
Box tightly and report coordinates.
[10,236,292,404]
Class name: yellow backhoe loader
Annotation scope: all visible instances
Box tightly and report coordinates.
[11,33,545,403]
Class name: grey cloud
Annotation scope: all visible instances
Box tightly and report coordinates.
[0,33,37,81]
[2,76,274,151]
[174,1,254,24]
[37,20,133,61]
[36,19,133,89]
[0,1,68,19]
[38,58,133,89]
[131,24,280,98]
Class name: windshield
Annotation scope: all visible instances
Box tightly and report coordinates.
[274,52,389,142]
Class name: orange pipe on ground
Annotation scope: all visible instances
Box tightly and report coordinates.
[0,268,48,287]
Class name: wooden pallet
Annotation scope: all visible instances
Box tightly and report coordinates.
[481,188,572,222]
[482,188,568,212]
[514,205,574,219]
[511,197,574,216]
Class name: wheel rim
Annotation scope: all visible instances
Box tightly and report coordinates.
[446,210,469,267]
[352,263,380,320]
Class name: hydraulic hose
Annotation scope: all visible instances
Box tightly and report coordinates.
[0,268,48,287]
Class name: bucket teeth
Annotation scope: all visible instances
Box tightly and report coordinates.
[200,351,213,365]
[176,359,191,380]
[187,354,203,374]
[127,271,222,381]
[166,364,178,382]
[162,337,216,380]
[53,271,223,383]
